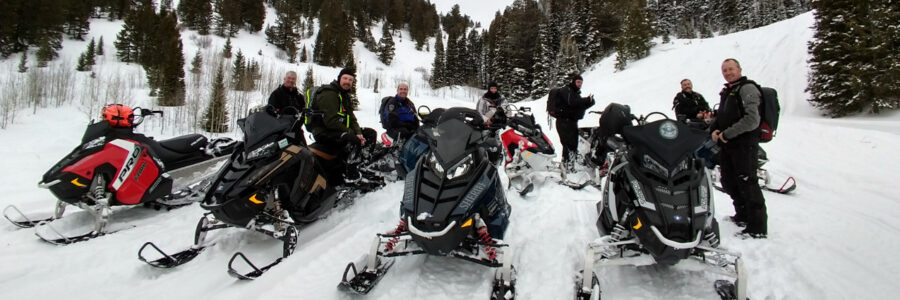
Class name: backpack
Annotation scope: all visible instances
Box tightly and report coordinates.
[303,85,326,130]
[546,88,562,117]
[737,81,781,143]
[377,96,393,129]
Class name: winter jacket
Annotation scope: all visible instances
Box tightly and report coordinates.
[477,92,505,121]
[551,82,595,120]
[306,81,361,138]
[711,76,761,146]
[384,96,420,131]
[672,91,710,121]
[267,85,304,111]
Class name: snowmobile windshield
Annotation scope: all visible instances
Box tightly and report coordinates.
[239,111,295,149]
[622,119,707,167]
[428,107,484,166]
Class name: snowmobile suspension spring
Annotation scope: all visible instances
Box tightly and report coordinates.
[385,219,408,251]
[476,227,497,260]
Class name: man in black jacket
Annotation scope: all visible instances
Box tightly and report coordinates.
[267,71,304,112]
[551,74,595,168]
[673,78,710,122]
[710,58,767,239]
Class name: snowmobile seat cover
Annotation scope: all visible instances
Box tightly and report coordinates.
[159,134,207,154]
[599,103,633,138]
[101,104,135,128]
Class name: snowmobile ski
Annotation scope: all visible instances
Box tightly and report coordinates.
[227,252,287,280]
[3,205,55,228]
[138,242,211,268]
[35,223,134,245]
[715,279,748,300]
[338,258,395,295]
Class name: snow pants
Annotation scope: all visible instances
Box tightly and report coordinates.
[556,118,579,166]
[719,143,768,234]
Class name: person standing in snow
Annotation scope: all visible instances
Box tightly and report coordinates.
[267,71,304,112]
[380,82,420,141]
[710,58,767,239]
[673,78,711,122]
[476,82,506,126]
[550,74,595,169]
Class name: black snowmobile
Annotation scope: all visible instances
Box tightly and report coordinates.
[138,106,389,280]
[339,107,517,299]
[574,103,747,300]
[4,105,236,245]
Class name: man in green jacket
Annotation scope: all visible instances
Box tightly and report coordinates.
[306,68,374,181]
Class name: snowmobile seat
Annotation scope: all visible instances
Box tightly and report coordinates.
[159,134,207,154]
[308,143,337,161]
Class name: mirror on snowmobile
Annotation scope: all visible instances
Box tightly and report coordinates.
[417,105,431,117]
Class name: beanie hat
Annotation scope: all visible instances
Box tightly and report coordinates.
[571,74,583,82]
[488,81,499,89]
[338,68,356,80]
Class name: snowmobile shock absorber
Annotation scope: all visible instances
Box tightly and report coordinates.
[384,219,408,251]
[476,226,498,260]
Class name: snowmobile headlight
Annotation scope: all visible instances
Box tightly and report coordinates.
[246,141,278,161]
[445,154,474,180]
[427,153,444,174]
[82,136,106,150]
[642,154,669,178]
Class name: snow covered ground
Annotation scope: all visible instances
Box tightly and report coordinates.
[1,10,899,300]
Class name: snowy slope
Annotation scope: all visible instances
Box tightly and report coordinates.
[2,11,899,300]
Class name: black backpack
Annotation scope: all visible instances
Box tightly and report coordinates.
[546,87,562,117]
[377,96,392,129]
[737,81,781,143]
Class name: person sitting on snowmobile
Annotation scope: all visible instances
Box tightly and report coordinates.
[381,82,420,141]
[305,68,376,184]
[477,82,507,127]
[268,71,304,113]
[673,78,711,123]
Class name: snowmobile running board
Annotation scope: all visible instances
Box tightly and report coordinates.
[138,242,210,268]
[227,252,287,280]
[3,205,55,228]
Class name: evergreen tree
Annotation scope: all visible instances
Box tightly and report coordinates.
[377,22,396,65]
[530,22,554,99]
[313,1,353,67]
[222,37,233,58]
[85,38,96,66]
[807,0,899,116]
[615,1,654,71]
[300,45,308,62]
[240,0,266,32]
[387,0,406,31]
[76,52,89,71]
[18,51,28,73]
[214,0,241,36]
[554,35,580,87]
[63,0,92,40]
[36,38,54,67]
[232,50,246,90]
[155,10,186,106]
[178,0,213,35]
[302,66,315,93]
[430,30,446,88]
[203,63,229,133]
[97,36,105,56]
[190,50,203,74]
[265,0,299,52]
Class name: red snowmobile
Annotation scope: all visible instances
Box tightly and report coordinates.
[3,104,236,244]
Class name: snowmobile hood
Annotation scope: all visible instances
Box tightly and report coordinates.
[238,111,296,150]
[622,119,707,167]
[426,108,485,168]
